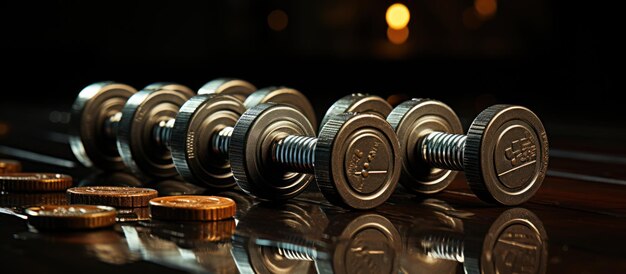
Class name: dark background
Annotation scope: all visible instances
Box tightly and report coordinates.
[0,1,623,148]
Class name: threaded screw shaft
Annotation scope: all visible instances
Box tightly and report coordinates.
[420,131,466,171]
[103,112,122,140]
[275,237,318,261]
[152,118,175,148]
[273,135,317,173]
[212,126,234,157]
[421,233,465,263]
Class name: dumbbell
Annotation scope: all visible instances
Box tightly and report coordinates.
[225,103,401,209]
[69,81,195,171]
[70,79,316,184]
[321,95,548,205]
[171,95,400,208]
[387,99,548,205]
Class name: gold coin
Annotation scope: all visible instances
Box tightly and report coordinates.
[25,204,116,230]
[0,159,21,174]
[67,186,157,207]
[0,173,72,192]
[149,195,236,221]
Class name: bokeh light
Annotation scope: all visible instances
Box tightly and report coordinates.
[387,27,409,44]
[268,9,288,31]
[386,3,410,30]
[474,0,497,18]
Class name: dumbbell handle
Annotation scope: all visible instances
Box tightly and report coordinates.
[103,112,122,140]
[212,126,317,174]
[421,131,467,171]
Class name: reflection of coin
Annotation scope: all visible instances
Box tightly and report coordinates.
[0,192,68,207]
[25,205,116,230]
[67,186,157,207]
[0,173,72,192]
[0,159,21,174]
[149,196,236,221]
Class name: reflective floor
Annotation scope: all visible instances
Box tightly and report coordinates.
[1,107,626,273]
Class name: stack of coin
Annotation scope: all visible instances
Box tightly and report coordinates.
[25,204,116,230]
[149,195,237,221]
[0,166,72,207]
[67,186,158,222]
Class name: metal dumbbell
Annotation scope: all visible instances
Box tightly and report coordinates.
[387,99,548,205]
[70,79,316,184]
[217,103,401,209]
[69,81,195,171]
[169,93,315,189]
[322,95,548,205]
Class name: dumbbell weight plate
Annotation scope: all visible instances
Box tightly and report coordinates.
[143,82,195,97]
[320,93,392,130]
[315,113,401,209]
[386,99,463,194]
[197,78,257,103]
[230,103,316,200]
[116,89,193,178]
[243,87,318,129]
[170,94,246,189]
[464,105,548,205]
[69,82,137,170]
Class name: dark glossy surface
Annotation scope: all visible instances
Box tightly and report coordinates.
[1,105,626,274]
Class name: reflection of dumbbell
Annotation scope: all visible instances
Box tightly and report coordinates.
[233,202,401,274]
[225,103,400,208]
[415,207,548,274]
[232,202,328,273]
[322,95,549,205]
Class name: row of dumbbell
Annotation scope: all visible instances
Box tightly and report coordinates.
[70,78,548,209]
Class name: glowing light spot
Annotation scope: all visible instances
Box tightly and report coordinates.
[474,0,497,18]
[386,3,410,30]
[268,9,288,31]
[387,27,409,45]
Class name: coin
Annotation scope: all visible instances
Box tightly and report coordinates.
[67,186,157,207]
[0,173,72,192]
[25,204,116,230]
[149,195,236,221]
[0,159,21,174]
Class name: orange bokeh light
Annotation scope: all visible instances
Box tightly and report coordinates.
[387,27,409,45]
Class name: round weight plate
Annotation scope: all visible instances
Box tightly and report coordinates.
[386,99,464,194]
[320,93,392,130]
[243,87,317,129]
[315,113,401,209]
[69,82,137,170]
[197,78,257,103]
[117,89,192,178]
[143,82,195,98]
[230,103,316,200]
[170,94,246,189]
[465,105,548,205]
